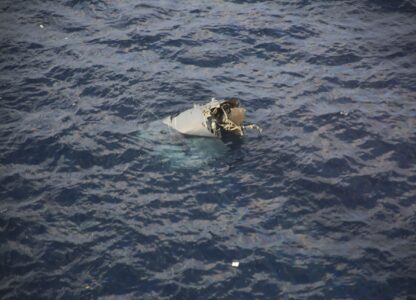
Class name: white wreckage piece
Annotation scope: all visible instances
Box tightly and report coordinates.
[163,98,261,138]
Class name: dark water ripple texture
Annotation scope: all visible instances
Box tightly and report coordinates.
[1,0,416,299]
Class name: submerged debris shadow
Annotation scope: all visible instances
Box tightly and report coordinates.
[136,120,234,169]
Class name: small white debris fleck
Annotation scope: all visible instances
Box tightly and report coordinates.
[39,24,44,29]
[232,261,239,268]
[340,111,348,116]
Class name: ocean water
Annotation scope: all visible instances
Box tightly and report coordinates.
[1,0,416,299]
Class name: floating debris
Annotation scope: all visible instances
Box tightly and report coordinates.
[39,24,44,29]
[231,261,240,268]
[163,98,261,138]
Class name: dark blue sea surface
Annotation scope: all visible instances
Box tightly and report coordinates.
[1,0,416,299]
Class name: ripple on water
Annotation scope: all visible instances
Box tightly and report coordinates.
[1,0,416,299]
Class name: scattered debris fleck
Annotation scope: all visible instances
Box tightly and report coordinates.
[231,261,240,268]
[39,24,44,29]
[340,111,349,116]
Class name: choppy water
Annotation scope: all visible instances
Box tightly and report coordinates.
[1,0,416,299]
